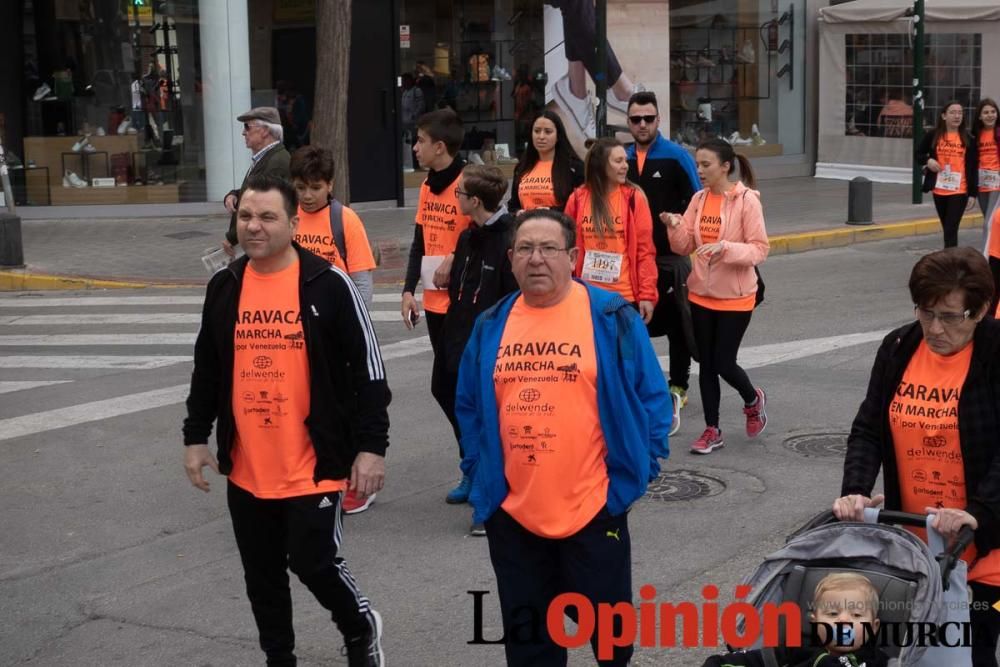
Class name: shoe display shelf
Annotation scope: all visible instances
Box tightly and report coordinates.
[8,166,51,206]
[61,150,109,184]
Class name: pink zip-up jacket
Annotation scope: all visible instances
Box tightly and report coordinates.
[667,181,769,301]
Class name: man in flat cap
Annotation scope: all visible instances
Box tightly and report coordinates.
[222,107,292,256]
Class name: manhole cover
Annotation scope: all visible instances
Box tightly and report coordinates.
[164,230,211,240]
[645,469,726,501]
[783,432,848,458]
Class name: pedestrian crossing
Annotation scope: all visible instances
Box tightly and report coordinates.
[0,289,432,442]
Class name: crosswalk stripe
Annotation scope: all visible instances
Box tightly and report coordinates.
[0,356,191,369]
[0,334,196,346]
[0,381,72,394]
[0,293,417,308]
[0,314,203,325]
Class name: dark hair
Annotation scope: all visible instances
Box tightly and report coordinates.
[933,100,968,149]
[909,246,993,314]
[461,164,508,212]
[513,110,577,207]
[627,90,659,113]
[289,145,335,184]
[513,209,577,249]
[695,138,757,189]
[242,174,298,219]
[416,108,464,156]
[972,98,999,137]
[583,137,629,237]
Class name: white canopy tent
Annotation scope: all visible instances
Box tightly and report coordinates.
[816,0,1000,183]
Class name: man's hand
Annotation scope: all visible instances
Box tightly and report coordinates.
[401,292,420,329]
[224,193,238,212]
[832,493,884,522]
[925,506,978,541]
[432,253,454,289]
[350,452,385,498]
[222,239,236,257]
[638,300,654,324]
[184,444,220,492]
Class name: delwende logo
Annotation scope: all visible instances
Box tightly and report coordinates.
[467,586,978,660]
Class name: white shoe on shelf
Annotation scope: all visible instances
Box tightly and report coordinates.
[71,136,93,153]
[751,123,766,146]
[117,118,132,135]
[553,75,596,139]
[63,170,88,188]
[96,127,106,136]
[32,83,52,101]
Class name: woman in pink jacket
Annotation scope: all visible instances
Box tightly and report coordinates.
[666,138,769,454]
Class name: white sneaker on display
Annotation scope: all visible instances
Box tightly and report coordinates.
[71,137,94,153]
[117,118,132,135]
[554,75,596,139]
[606,83,646,115]
[63,170,88,188]
[727,131,752,146]
[96,127,106,136]
[751,123,766,146]
[32,83,52,101]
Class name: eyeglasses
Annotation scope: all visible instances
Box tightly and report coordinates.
[513,244,569,259]
[628,115,657,125]
[914,306,971,328]
[455,188,470,198]
[243,122,259,131]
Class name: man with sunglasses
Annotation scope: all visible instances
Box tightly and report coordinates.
[221,107,291,256]
[456,209,670,665]
[625,91,701,435]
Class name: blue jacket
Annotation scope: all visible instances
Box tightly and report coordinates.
[456,281,672,526]
[626,133,700,257]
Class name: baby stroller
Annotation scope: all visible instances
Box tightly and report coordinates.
[735,508,975,666]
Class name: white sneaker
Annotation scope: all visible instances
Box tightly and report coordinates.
[71,137,95,153]
[63,170,88,188]
[96,127,106,136]
[32,83,51,101]
[554,75,596,138]
[727,131,752,146]
[669,390,681,437]
[606,83,646,115]
[162,121,172,132]
[751,123,766,146]
[117,118,132,135]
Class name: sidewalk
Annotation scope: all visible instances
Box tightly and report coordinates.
[0,177,983,290]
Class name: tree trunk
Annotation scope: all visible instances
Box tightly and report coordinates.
[313,0,352,204]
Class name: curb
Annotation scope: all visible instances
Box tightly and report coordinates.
[0,212,985,291]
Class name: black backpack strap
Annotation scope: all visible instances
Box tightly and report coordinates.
[328,198,348,266]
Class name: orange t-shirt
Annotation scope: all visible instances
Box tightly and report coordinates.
[979,129,1000,193]
[932,132,967,196]
[988,206,1000,260]
[889,340,1000,583]
[416,176,471,314]
[518,160,558,210]
[689,192,755,312]
[636,146,648,175]
[495,282,609,538]
[578,188,634,301]
[294,204,377,273]
[230,259,346,499]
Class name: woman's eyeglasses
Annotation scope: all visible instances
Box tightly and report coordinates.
[914,306,971,328]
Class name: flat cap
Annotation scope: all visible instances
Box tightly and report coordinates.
[236,106,281,125]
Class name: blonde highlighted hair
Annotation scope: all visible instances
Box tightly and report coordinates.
[812,572,880,617]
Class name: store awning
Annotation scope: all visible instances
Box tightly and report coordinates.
[819,0,1000,23]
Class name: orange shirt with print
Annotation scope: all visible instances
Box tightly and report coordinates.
[889,340,1000,584]
[294,204,377,273]
[988,206,1000,260]
[578,188,634,301]
[689,192,755,312]
[416,176,471,313]
[933,132,967,196]
[979,129,1000,193]
[495,282,609,538]
[230,260,346,499]
[518,160,558,210]
[636,146,648,175]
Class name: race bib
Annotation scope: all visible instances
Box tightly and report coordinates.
[581,250,623,284]
[979,169,1000,190]
[937,167,961,193]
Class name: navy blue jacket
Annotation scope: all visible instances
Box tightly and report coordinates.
[626,133,700,256]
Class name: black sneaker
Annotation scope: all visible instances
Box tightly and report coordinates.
[344,609,384,667]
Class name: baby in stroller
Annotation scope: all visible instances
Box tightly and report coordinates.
[701,572,890,667]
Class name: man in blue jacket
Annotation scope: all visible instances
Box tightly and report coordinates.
[456,209,671,666]
[625,91,700,436]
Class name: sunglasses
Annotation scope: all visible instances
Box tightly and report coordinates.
[628,115,657,125]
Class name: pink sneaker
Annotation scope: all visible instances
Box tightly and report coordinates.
[744,387,768,438]
[342,489,375,515]
[691,426,724,454]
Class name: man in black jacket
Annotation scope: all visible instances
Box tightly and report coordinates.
[221,107,292,255]
[442,165,518,530]
[183,175,388,667]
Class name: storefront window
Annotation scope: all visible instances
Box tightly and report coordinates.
[13,0,207,206]
[844,33,981,138]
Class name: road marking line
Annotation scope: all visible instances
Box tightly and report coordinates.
[0,310,406,325]
[0,334,197,346]
[0,356,191,369]
[0,381,72,394]
[0,296,205,308]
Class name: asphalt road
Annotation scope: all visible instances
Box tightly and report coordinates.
[0,229,994,666]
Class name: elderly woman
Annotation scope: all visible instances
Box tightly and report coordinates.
[834,246,1000,667]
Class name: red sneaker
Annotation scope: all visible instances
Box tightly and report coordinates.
[690,426,724,454]
[744,387,768,438]
[342,489,375,515]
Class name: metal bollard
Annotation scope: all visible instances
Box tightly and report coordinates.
[846,176,873,225]
[0,212,25,268]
